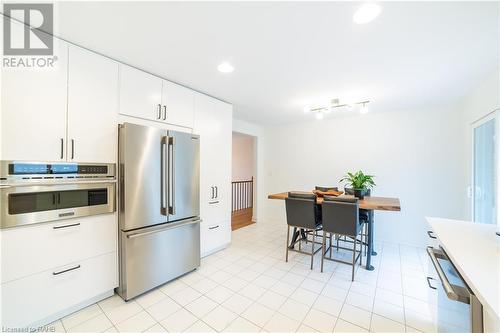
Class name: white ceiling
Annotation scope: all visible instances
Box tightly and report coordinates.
[55,1,499,125]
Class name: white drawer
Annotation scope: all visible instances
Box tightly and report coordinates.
[1,214,117,283]
[1,251,117,328]
[201,219,230,257]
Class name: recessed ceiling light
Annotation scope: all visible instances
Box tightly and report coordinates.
[353,3,381,24]
[217,62,234,73]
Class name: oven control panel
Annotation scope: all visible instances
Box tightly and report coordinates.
[0,161,115,183]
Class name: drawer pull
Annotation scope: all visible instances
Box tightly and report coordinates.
[209,201,219,205]
[427,230,437,239]
[209,225,219,230]
[53,222,81,230]
[53,264,81,276]
[426,276,437,290]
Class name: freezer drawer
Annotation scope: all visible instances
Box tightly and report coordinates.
[118,219,200,301]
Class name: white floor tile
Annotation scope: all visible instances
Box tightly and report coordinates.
[202,306,238,331]
[159,279,188,296]
[264,312,301,333]
[210,270,234,284]
[253,274,278,289]
[345,290,374,312]
[185,296,218,318]
[105,301,143,325]
[256,290,287,310]
[224,276,249,292]
[99,295,127,312]
[205,285,235,304]
[321,284,348,302]
[271,281,297,297]
[44,320,65,333]
[374,288,404,308]
[169,287,202,307]
[62,304,102,329]
[143,323,168,332]
[242,303,275,327]
[296,324,320,333]
[312,295,343,317]
[238,283,267,301]
[278,298,310,321]
[339,304,371,330]
[191,278,219,294]
[289,287,319,307]
[160,308,198,333]
[370,314,406,333]
[135,290,167,309]
[333,319,368,333]
[184,320,217,333]
[116,311,156,333]
[372,299,405,324]
[302,308,337,332]
[223,316,260,333]
[222,293,254,314]
[66,314,113,333]
[146,296,182,322]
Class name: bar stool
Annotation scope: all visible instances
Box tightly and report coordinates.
[344,187,371,256]
[285,192,323,269]
[321,196,363,281]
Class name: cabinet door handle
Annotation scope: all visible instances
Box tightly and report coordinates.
[57,192,61,204]
[52,193,56,205]
[53,222,80,230]
[427,231,437,239]
[215,186,218,198]
[426,276,437,290]
[163,105,167,120]
[60,138,64,159]
[210,186,214,199]
[53,264,81,276]
[71,139,75,160]
[209,225,219,230]
[157,104,162,119]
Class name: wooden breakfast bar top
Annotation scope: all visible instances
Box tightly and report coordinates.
[268,191,401,211]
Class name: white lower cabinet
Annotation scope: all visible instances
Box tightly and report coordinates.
[1,251,117,328]
[0,214,118,328]
[1,214,117,284]
[200,220,231,256]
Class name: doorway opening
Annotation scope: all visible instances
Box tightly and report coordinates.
[231,132,257,230]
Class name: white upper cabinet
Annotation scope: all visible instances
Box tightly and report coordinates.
[1,35,68,161]
[67,46,119,163]
[119,65,163,121]
[194,93,232,233]
[161,80,194,128]
[118,64,194,128]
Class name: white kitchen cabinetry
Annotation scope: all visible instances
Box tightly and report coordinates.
[193,93,232,256]
[67,46,119,163]
[119,65,163,121]
[1,35,68,161]
[119,65,194,128]
[0,214,117,328]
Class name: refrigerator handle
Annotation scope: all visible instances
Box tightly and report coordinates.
[168,136,175,215]
[161,136,168,216]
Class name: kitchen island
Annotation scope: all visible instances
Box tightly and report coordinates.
[426,217,500,332]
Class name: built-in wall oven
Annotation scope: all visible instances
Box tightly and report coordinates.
[0,161,116,229]
[427,245,483,333]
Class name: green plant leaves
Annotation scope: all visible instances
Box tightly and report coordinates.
[339,170,376,190]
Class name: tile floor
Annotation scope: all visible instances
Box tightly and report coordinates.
[46,221,446,333]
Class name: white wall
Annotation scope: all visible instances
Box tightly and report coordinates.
[261,107,466,247]
[232,134,255,181]
[233,119,265,222]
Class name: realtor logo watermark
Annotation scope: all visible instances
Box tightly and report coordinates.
[3,3,57,69]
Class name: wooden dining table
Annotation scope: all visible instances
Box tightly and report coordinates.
[268,191,401,270]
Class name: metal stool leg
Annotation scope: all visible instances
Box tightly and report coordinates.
[351,238,357,281]
[286,225,290,262]
[321,232,326,272]
[310,230,315,270]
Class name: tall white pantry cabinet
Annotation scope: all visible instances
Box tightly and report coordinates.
[0,24,233,328]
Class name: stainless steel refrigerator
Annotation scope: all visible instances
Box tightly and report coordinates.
[117,122,200,301]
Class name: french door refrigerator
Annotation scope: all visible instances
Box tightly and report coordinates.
[117,122,200,301]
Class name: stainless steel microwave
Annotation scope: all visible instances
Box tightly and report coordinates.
[0,161,116,229]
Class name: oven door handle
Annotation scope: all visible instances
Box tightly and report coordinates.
[426,246,470,303]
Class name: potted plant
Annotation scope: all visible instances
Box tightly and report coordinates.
[339,170,376,199]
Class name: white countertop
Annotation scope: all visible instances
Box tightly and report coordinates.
[426,217,500,318]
